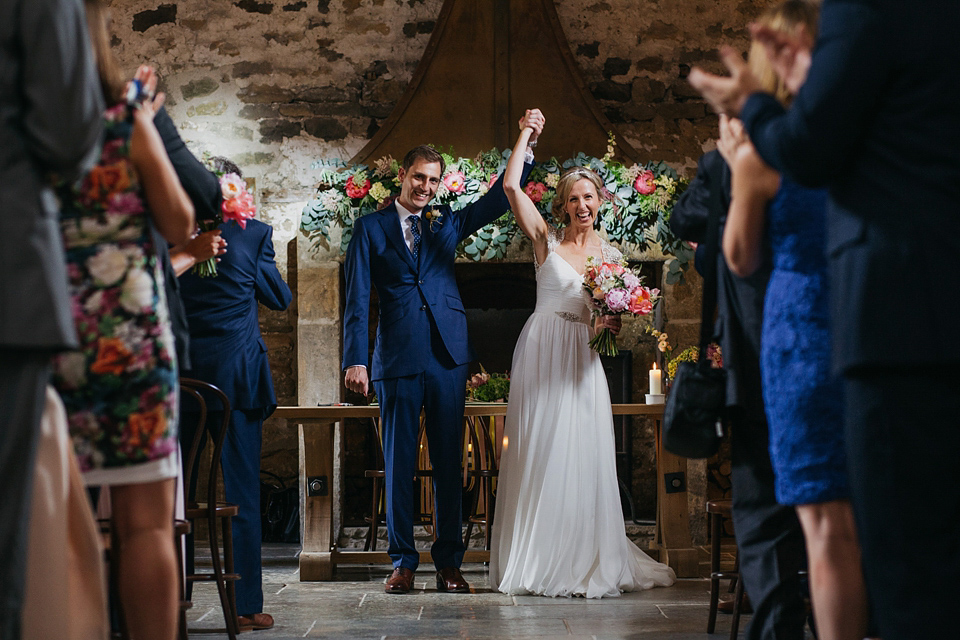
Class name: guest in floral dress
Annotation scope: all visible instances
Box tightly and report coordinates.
[51,2,194,638]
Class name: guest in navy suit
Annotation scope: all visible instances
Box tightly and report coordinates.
[343,114,539,594]
[689,1,960,636]
[179,158,292,631]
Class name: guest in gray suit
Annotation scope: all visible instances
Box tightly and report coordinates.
[0,0,103,637]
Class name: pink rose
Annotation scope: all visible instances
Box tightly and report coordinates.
[443,171,466,194]
[106,192,145,215]
[604,288,630,312]
[634,170,656,195]
[523,182,548,203]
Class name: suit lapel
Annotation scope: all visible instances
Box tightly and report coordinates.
[377,206,417,272]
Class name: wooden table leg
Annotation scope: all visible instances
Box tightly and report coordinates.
[653,417,699,578]
[299,420,335,581]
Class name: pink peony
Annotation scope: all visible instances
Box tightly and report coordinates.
[634,169,656,195]
[345,175,371,199]
[443,171,466,194]
[622,272,640,290]
[222,190,256,229]
[523,182,548,203]
[604,288,630,312]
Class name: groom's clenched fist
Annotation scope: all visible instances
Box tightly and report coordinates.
[344,365,369,395]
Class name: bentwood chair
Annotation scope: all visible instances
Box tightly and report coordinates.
[463,416,499,550]
[180,378,240,640]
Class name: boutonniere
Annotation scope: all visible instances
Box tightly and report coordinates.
[424,208,443,232]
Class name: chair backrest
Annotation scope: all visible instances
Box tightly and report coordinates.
[179,378,232,510]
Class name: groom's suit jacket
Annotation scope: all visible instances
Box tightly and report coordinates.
[343,166,532,380]
[741,0,960,372]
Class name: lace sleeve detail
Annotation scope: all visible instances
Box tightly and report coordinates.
[601,240,623,264]
[534,225,564,274]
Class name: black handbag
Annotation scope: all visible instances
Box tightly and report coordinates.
[662,161,727,458]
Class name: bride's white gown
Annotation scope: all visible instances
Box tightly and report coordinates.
[490,229,676,598]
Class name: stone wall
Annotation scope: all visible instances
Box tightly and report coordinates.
[108,0,761,539]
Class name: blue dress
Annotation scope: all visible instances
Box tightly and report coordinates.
[761,177,848,505]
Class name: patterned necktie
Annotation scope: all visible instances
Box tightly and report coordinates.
[409,214,421,262]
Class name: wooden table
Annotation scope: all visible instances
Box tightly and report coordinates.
[273,403,698,580]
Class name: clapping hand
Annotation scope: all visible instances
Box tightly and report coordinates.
[127,65,165,118]
[750,22,814,95]
[716,115,750,166]
[688,46,762,117]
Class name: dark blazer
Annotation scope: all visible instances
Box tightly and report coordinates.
[342,165,532,381]
[741,0,960,371]
[0,0,103,349]
[153,107,223,369]
[179,219,292,413]
[670,150,771,423]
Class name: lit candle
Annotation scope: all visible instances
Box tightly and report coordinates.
[649,363,662,395]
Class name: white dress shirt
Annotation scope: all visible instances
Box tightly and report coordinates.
[395,200,423,254]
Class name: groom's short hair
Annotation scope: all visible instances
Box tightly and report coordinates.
[402,145,446,175]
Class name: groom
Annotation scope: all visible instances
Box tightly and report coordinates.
[343,114,539,594]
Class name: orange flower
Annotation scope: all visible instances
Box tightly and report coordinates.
[128,405,168,449]
[86,162,132,201]
[90,337,134,376]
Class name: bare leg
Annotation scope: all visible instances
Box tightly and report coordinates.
[795,500,868,640]
[110,478,178,640]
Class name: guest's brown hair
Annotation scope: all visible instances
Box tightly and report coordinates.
[748,0,820,105]
[84,0,125,104]
[402,145,446,175]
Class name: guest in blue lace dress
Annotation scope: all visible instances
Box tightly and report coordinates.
[720,3,868,640]
[51,2,194,638]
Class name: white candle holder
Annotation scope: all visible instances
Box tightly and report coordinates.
[645,393,665,404]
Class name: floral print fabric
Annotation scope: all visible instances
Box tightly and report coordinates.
[53,103,179,474]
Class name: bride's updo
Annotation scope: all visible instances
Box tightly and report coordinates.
[550,167,609,225]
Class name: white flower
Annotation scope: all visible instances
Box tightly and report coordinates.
[83,291,104,314]
[63,216,126,247]
[57,351,87,389]
[220,173,246,200]
[113,319,147,347]
[119,267,154,313]
[319,190,344,212]
[87,245,129,286]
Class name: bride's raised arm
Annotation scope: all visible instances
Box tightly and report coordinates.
[504,110,550,265]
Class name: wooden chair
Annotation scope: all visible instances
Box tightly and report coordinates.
[463,416,499,550]
[180,379,240,640]
[363,414,437,550]
[706,499,745,639]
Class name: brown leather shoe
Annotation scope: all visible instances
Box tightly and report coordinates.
[237,612,274,631]
[436,567,470,593]
[385,567,416,594]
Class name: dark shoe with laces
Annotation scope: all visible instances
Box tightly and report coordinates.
[385,567,416,594]
[436,567,470,593]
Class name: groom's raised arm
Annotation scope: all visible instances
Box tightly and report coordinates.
[342,218,372,390]
[455,161,534,241]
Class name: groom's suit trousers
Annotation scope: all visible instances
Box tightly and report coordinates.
[374,325,468,572]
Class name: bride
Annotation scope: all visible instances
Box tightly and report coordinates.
[489,110,676,598]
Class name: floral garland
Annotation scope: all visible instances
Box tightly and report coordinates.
[301,135,693,282]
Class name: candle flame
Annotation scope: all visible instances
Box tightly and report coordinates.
[502,435,509,450]
[652,362,658,370]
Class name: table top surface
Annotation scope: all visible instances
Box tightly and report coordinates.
[274,402,664,419]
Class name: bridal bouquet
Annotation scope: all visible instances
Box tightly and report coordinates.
[193,172,256,277]
[583,256,659,356]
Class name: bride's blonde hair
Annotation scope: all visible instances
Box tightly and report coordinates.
[550,167,610,225]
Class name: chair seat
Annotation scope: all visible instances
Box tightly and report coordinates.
[186,502,239,518]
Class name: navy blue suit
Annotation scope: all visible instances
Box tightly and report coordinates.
[741,1,960,637]
[343,166,531,571]
[179,218,292,616]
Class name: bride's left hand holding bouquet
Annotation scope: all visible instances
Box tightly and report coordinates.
[193,172,257,276]
[583,256,659,356]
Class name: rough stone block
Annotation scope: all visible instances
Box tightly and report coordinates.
[180,77,219,101]
[186,100,227,117]
[283,0,307,10]
[232,61,274,78]
[297,264,340,320]
[238,104,279,120]
[303,117,349,141]
[632,77,667,103]
[591,79,632,102]
[577,41,600,58]
[603,56,632,79]
[238,84,296,104]
[236,0,274,14]
[656,102,707,120]
[133,4,177,33]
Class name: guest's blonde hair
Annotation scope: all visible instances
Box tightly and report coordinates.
[550,167,610,225]
[748,0,820,105]
[84,0,125,104]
